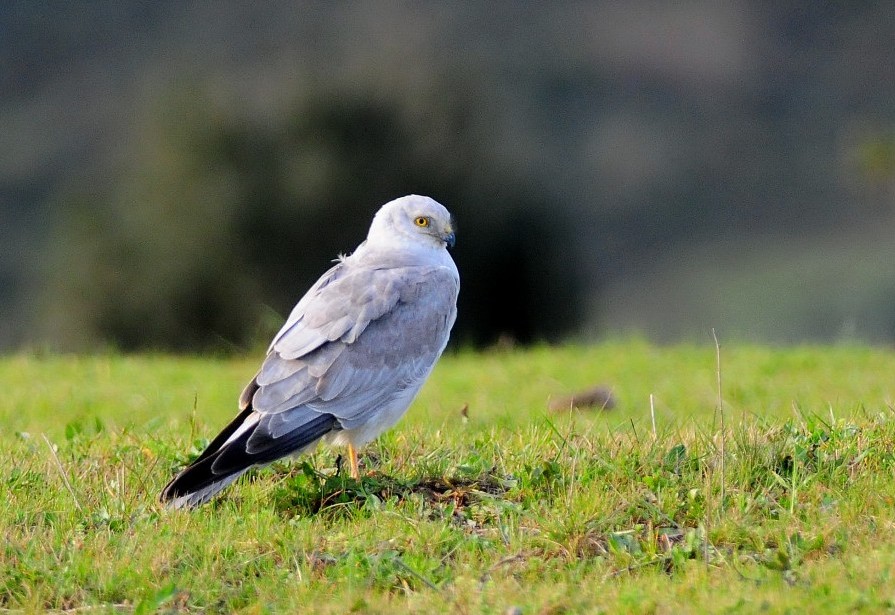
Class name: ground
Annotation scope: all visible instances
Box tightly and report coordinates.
[2,341,895,612]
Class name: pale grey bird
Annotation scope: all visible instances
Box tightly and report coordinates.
[160,195,459,508]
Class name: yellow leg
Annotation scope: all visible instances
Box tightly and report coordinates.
[348,443,360,479]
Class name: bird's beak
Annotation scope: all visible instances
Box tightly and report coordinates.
[444,226,456,249]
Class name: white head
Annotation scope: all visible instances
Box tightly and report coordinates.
[367,195,456,251]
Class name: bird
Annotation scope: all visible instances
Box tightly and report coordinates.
[160,194,459,508]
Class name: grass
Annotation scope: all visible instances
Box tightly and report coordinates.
[3,340,895,612]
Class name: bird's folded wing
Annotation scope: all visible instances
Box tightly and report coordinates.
[242,265,458,425]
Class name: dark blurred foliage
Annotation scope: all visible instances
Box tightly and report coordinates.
[37,79,581,349]
[3,2,895,351]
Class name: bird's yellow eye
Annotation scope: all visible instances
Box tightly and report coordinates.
[414,216,430,228]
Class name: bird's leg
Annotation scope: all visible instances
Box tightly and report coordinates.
[348,443,360,479]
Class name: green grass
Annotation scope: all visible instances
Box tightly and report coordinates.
[3,341,895,613]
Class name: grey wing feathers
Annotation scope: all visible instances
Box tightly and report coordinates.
[250,264,458,421]
[271,262,404,359]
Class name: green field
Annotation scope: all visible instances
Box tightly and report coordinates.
[3,342,895,613]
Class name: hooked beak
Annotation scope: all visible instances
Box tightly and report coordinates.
[444,226,456,249]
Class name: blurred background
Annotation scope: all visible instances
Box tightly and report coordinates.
[3,2,895,352]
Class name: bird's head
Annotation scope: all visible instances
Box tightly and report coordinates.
[368,195,456,250]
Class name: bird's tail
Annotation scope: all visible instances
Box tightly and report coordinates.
[160,407,258,509]
[161,470,248,509]
[160,407,338,509]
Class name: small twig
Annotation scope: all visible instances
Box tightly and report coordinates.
[712,328,725,510]
[241,550,275,567]
[479,553,527,587]
[42,434,83,512]
[189,392,198,443]
[567,442,579,509]
[604,555,665,579]
[0,605,131,614]
[393,556,439,591]
[124,455,161,511]
[703,476,711,570]
[543,417,571,455]
[650,394,657,439]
